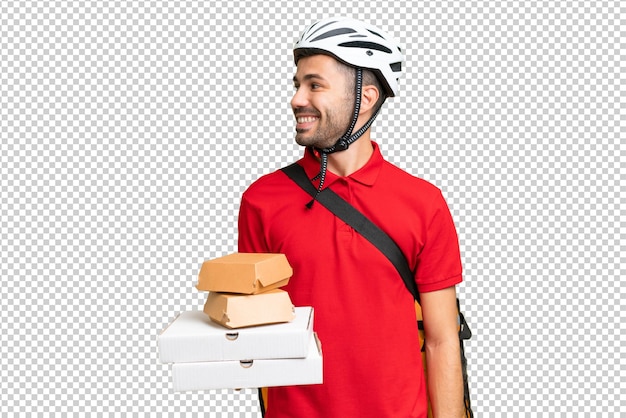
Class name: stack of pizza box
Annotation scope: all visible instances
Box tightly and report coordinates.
[158,253,322,391]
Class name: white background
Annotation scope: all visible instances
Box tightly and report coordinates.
[1,1,623,416]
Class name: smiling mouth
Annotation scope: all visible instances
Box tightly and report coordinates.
[296,116,319,123]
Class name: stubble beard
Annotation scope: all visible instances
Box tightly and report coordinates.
[294,103,353,150]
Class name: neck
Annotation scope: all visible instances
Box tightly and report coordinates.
[325,133,374,177]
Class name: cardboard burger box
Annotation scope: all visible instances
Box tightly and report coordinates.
[196,253,293,294]
[171,333,323,391]
[159,306,314,363]
[204,289,296,329]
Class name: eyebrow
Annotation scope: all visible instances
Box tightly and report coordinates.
[293,74,326,84]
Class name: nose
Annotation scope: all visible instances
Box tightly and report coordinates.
[291,87,308,110]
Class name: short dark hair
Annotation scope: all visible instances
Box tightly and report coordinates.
[362,68,386,111]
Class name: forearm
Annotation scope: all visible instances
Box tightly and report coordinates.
[426,338,465,418]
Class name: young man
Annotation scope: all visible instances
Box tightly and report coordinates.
[238,17,466,418]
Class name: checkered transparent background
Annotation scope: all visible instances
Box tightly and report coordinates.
[1,1,622,416]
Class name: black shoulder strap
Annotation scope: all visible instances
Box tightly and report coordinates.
[281,163,420,303]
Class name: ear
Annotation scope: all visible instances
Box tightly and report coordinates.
[359,84,380,115]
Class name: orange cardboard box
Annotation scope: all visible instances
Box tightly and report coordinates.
[196,253,293,294]
[204,289,296,329]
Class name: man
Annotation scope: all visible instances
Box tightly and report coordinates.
[238,17,466,418]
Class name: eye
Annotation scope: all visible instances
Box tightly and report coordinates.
[311,83,321,90]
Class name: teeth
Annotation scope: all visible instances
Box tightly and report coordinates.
[297,116,318,123]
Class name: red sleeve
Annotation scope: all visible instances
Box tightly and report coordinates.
[415,191,463,293]
[237,190,269,253]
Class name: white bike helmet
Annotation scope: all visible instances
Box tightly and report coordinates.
[294,17,405,97]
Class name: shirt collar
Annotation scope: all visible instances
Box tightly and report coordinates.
[300,141,384,188]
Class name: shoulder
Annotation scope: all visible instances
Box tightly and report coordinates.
[241,164,300,205]
[243,169,284,195]
[380,159,444,199]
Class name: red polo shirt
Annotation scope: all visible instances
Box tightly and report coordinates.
[238,142,462,418]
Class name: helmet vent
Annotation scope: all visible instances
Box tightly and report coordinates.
[304,20,337,40]
[338,41,392,54]
[367,29,385,39]
[311,28,357,42]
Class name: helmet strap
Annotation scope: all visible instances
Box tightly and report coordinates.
[306,68,382,208]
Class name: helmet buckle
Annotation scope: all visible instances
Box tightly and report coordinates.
[335,140,348,151]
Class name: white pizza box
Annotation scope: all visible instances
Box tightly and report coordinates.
[159,306,314,363]
[171,333,323,391]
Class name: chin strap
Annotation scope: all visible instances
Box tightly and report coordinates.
[306,68,383,208]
